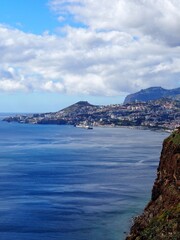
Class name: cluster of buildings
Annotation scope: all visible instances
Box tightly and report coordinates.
[3,98,180,131]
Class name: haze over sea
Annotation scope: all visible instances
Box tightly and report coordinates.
[0,114,168,240]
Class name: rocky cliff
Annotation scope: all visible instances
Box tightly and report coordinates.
[126,128,180,240]
[123,87,180,104]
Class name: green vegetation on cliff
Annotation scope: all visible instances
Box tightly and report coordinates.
[138,204,180,240]
[166,130,180,146]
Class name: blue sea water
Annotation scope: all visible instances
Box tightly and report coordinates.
[0,115,168,240]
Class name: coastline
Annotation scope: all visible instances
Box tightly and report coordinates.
[2,98,179,131]
[93,124,172,133]
[1,116,173,134]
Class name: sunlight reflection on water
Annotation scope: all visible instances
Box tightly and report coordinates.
[0,119,168,240]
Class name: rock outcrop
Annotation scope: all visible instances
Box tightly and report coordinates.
[126,127,180,240]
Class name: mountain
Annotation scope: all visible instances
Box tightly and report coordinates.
[58,101,96,115]
[123,87,180,104]
[126,128,180,239]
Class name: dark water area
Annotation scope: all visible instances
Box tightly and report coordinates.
[0,115,168,240]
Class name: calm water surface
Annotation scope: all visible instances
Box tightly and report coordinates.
[0,116,168,240]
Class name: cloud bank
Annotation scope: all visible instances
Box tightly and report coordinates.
[0,0,179,95]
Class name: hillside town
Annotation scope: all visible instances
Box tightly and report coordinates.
[3,98,180,131]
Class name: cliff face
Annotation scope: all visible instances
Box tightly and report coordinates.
[126,128,180,240]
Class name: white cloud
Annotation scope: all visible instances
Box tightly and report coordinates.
[0,0,179,96]
[0,79,26,91]
[50,0,180,46]
[42,80,65,92]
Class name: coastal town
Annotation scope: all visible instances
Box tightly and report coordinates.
[3,98,180,131]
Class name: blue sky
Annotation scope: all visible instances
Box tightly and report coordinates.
[0,0,179,112]
[0,0,57,34]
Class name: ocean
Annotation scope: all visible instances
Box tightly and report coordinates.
[0,115,168,240]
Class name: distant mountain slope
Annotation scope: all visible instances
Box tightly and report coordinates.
[58,101,96,115]
[123,87,180,104]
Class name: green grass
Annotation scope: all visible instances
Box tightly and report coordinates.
[139,204,180,240]
[166,130,180,146]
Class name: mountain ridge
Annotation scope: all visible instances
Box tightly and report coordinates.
[124,87,180,104]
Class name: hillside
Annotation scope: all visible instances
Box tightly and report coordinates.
[124,87,180,104]
[57,101,97,115]
[126,128,180,239]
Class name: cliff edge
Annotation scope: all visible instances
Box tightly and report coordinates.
[126,128,180,240]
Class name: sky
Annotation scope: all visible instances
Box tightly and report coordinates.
[0,0,180,112]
